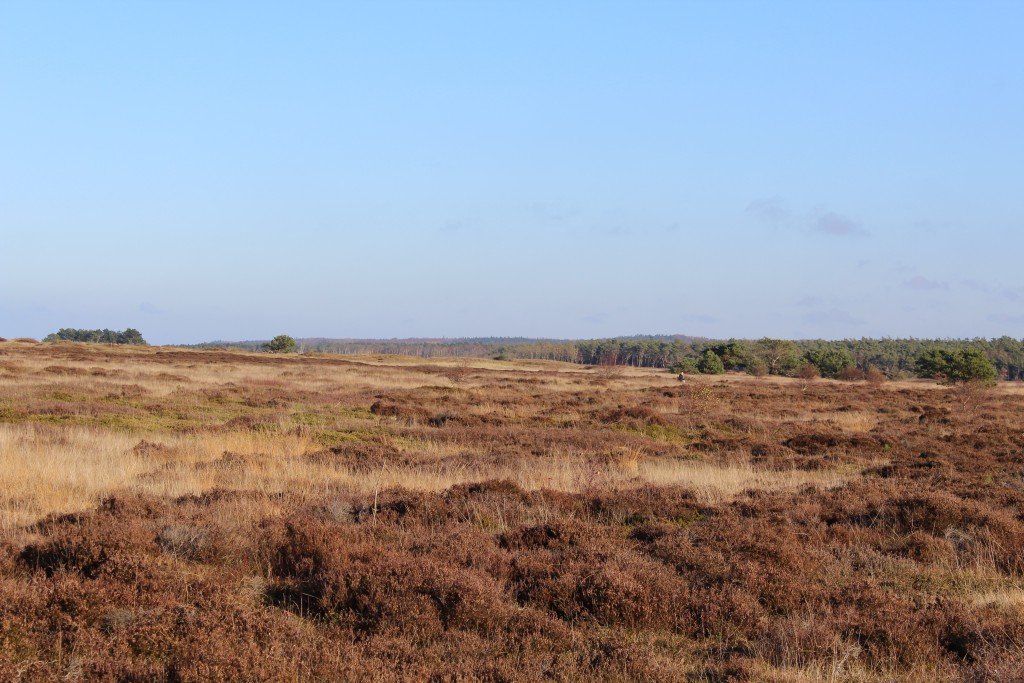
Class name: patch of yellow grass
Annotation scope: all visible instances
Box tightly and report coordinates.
[634,459,867,503]
[0,424,149,534]
[970,587,1024,610]
[828,411,877,433]
[0,423,314,535]
[0,419,869,537]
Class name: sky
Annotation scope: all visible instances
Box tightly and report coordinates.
[2,1,1023,344]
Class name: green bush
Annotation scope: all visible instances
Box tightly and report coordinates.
[915,348,997,384]
[697,349,725,375]
[263,335,297,353]
[804,348,854,379]
[668,358,700,375]
[753,338,801,375]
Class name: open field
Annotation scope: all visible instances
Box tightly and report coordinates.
[1,339,1023,681]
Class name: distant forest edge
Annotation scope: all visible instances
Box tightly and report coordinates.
[43,328,148,345]
[188,335,1024,381]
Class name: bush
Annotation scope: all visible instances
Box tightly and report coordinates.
[668,358,700,375]
[696,350,725,375]
[753,338,801,375]
[804,347,854,379]
[916,348,997,384]
[865,367,887,386]
[796,363,819,382]
[706,341,754,371]
[837,367,865,381]
[263,335,297,353]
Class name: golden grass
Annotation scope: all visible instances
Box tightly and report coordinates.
[970,587,1024,610]
[0,418,869,537]
[0,424,143,533]
[0,424,315,533]
[827,411,878,433]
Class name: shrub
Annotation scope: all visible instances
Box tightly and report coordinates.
[697,350,725,375]
[705,341,754,371]
[865,367,887,385]
[753,338,801,375]
[796,363,819,388]
[837,366,865,382]
[668,358,700,375]
[263,335,297,353]
[804,348,854,379]
[916,348,997,384]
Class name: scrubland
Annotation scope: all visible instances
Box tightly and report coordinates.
[1,339,1023,681]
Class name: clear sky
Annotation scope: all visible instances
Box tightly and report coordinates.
[2,1,1022,344]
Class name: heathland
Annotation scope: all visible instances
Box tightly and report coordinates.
[1,339,1023,681]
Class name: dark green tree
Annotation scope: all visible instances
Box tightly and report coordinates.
[916,348,997,384]
[697,349,725,374]
[804,347,854,379]
[118,328,146,345]
[753,337,801,375]
[263,335,297,353]
[706,341,753,371]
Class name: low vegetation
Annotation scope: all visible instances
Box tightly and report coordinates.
[193,334,1022,381]
[0,338,1022,681]
[262,334,297,354]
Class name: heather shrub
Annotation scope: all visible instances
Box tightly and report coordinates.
[838,366,866,381]
[866,366,887,385]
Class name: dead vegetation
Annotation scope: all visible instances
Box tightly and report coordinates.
[1,339,1023,681]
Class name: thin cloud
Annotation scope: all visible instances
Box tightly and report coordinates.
[745,197,789,224]
[959,280,1023,302]
[796,296,824,307]
[903,276,949,291]
[961,279,989,292]
[1000,287,1024,304]
[814,212,868,237]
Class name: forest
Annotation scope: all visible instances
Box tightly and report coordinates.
[193,335,1024,381]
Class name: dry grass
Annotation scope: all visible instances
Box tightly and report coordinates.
[828,411,878,433]
[0,420,867,536]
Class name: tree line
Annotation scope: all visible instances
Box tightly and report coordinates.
[43,328,148,345]
[567,337,1019,382]
[190,335,1023,382]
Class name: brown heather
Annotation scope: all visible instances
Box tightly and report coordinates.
[1,338,1023,681]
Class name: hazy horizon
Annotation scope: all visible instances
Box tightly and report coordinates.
[3,1,1023,345]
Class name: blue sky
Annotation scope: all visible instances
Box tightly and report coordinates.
[2,1,1022,344]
